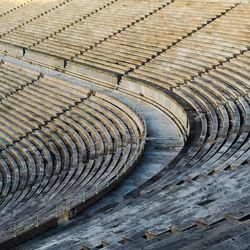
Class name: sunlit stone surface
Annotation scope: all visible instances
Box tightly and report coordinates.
[0,0,249,249]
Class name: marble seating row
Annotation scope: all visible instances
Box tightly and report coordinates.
[0,62,146,247]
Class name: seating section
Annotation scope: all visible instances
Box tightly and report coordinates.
[0,61,40,101]
[125,4,250,89]
[0,0,249,249]
[24,47,250,250]
[0,0,29,17]
[0,0,114,49]
[0,0,236,67]
[0,0,73,37]
[71,0,235,76]
[0,62,146,246]
[26,0,168,60]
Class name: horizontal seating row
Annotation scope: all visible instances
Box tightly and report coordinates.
[70,0,235,79]
[26,0,169,62]
[122,212,250,250]
[0,61,40,100]
[0,0,29,17]
[0,63,146,244]
[125,4,250,89]
[0,0,113,49]
[39,17,250,249]
[0,0,67,36]
[31,163,250,249]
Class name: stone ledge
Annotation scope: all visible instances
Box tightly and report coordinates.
[67,60,121,87]
[0,41,23,56]
[25,48,65,68]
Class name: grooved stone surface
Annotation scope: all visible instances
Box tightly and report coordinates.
[14,93,184,250]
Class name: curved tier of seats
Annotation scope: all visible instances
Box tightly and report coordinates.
[0,62,146,249]
[30,44,250,250]
[125,4,250,89]
[70,0,236,80]
[74,41,249,250]
[0,0,249,249]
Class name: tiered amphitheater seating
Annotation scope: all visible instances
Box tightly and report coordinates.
[0,61,40,101]
[0,62,146,249]
[124,3,250,89]
[24,0,169,66]
[67,0,238,83]
[33,45,250,250]
[0,0,114,51]
[0,0,29,17]
[0,0,169,60]
[0,0,237,70]
[0,0,69,37]
[0,0,249,249]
